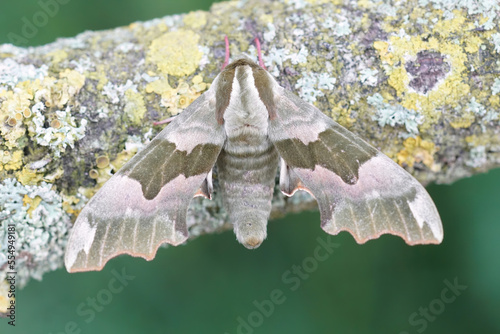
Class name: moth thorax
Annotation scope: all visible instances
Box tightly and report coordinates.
[223,65,269,138]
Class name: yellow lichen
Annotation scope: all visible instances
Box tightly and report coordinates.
[376,33,470,129]
[449,111,475,129]
[50,119,62,129]
[432,11,471,37]
[147,30,203,77]
[23,194,42,218]
[357,0,375,9]
[96,155,110,169]
[62,194,81,216]
[124,89,147,125]
[328,98,356,128]
[88,169,99,179]
[465,133,500,147]
[464,35,483,53]
[86,64,109,90]
[146,76,173,97]
[259,14,274,24]
[305,0,341,5]
[397,136,438,170]
[146,75,207,116]
[2,150,23,171]
[16,167,44,186]
[46,50,68,64]
[489,94,499,108]
[111,148,137,171]
[183,11,207,29]
[373,41,393,65]
[60,69,86,92]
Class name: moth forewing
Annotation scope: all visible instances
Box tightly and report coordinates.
[64,86,226,273]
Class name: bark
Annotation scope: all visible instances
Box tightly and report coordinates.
[0,0,499,292]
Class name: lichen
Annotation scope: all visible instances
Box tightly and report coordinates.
[0,178,72,288]
[492,78,500,95]
[377,33,470,129]
[147,29,203,77]
[367,93,423,136]
[397,136,439,171]
[466,146,487,168]
[27,103,87,158]
[182,11,207,29]
[146,74,208,116]
[124,89,147,125]
[295,72,336,103]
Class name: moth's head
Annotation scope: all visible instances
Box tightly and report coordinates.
[221,56,264,74]
[215,53,276,124]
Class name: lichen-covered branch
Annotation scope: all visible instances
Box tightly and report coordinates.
[1,0,500,294]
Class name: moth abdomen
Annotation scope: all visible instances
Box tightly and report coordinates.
[217,135,279,249]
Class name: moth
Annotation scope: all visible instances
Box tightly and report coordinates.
[65,38,443,273]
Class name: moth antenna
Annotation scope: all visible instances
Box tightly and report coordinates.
[221,35,230,70]
[153,115,177,126]
[255,37,266,69]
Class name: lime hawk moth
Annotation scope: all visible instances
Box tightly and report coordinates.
[65,38,442,272]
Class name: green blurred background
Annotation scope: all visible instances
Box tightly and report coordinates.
[1,1,499,333]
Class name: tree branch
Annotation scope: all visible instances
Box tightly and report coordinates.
[1,0,499,293]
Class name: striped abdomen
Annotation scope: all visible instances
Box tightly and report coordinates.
[216,132,279,248]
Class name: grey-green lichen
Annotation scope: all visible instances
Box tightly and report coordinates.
[0,0,500,295]
[0,178,76,286]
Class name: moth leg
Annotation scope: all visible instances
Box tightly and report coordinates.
[194,169,214,199]
[153,115,177,126]
[279,158,311,197]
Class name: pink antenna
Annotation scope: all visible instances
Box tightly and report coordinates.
[255,37,266,69]
[222,35,230,70]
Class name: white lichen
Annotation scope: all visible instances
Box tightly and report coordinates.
[28,103,88,157]
[377,3,397,17]
[420,0,500,21]
[368,93,423,135]
[467,97,487,116]
[0,178,72,287]
[0,58,48,89]
[70,57,94,73]
[491,33,500,53]
[317,73,337,90]
[492,78,500,95]
[116,42,140,53]
[465,146,487,168]
[288,47,309,65]
[263,22,276,42]
[102,80,138,104]
[334,20,351,37]
[295,72,336,103]
[286,0,308,10]
[198,45,211,69]
[359,68,379,86]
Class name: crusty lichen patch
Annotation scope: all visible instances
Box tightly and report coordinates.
[397,136,439,171]
[147,29,203,77]
[124,89,147,125]
[146,74,208,116]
